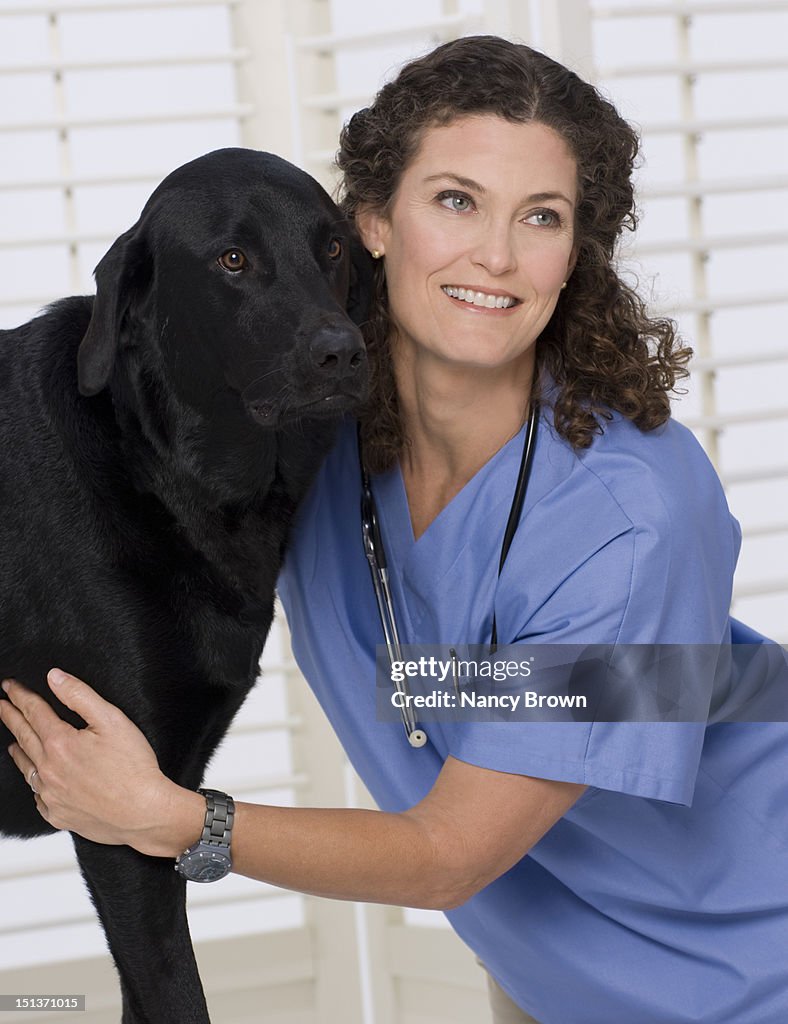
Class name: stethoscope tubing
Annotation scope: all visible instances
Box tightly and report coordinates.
[490,407,539,651]
[369,561,427,746]
[358,406,538,749]
[360,481,427,746]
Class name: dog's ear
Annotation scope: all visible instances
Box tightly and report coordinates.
[346,231,376,327]
[77,224,151,396]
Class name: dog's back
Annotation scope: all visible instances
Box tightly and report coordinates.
[0,296,120,691]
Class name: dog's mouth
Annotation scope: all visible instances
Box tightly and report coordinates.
[246,390,363,427]
[296,393,360,416]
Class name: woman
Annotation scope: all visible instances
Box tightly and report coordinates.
[2,37,787,1024]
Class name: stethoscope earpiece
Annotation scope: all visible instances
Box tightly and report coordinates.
[408,729,428,748]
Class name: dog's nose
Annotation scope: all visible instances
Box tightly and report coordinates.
[308,326,366,377]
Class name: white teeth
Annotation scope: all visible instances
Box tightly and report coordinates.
[442,286,516,308]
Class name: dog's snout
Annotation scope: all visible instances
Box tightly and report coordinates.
[309,326,366,377]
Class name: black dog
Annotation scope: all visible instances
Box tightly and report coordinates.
[0,148,370,1022]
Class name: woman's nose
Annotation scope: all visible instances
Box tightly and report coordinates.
[469,223,516,276]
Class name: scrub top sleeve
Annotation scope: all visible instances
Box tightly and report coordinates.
[448,521,719,806]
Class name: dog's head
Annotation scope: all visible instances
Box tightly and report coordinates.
[77,149,372,432]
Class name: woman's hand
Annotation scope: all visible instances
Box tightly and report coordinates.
[0,669,194,855]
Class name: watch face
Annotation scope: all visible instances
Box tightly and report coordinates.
[189,857,229,883]
[177,848,231,883]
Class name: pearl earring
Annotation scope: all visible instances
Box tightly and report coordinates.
[371,249,383,260]
[560,281,567,290]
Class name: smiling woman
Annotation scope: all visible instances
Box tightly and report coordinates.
[353,116,579,535]
[340,86,689,500]
[357,117,576,370]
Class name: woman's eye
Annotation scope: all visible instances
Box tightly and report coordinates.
[526,210,560,228]
[328,238,343,260]
[218,249,247,272]
[437,191,474,213]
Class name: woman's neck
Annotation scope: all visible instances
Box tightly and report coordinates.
[394,346,534,539]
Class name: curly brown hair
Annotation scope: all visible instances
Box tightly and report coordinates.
[337,35,691,471]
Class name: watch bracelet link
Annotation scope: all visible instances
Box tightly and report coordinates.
[198,788,235,847]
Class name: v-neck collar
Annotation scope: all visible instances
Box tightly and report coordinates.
[370,421,530,642]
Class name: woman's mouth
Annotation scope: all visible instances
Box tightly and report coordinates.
[441,285,520,309]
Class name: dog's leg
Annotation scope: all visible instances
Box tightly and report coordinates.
[72,835,210,1024]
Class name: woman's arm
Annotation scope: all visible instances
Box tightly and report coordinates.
[1,671,584,911]
[228,755,584,908]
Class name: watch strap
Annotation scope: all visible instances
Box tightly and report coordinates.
[198,788,235,849]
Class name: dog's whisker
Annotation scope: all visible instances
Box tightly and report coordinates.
[244,369,284,394]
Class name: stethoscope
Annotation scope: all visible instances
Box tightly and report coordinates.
[358,406,540,748]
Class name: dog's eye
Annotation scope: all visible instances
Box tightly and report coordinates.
[218,249,247,273]
[327,238,343,260]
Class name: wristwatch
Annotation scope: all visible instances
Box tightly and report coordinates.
[174,789,235,882]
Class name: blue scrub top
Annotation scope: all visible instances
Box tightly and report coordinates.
[277,406,788,1024]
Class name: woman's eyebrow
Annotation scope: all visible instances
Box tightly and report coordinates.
[423,172,574,207]
[424,172,486,193]
[527,190,575,207]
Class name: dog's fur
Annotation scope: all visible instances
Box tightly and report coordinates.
[0,148,370,1023]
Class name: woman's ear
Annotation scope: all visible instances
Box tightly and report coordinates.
[354,205,389,259]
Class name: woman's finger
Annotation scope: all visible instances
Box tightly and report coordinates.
[7,740,38,789]
[0,684,46,768]
[5,733,56,826]
[46,668,123,730]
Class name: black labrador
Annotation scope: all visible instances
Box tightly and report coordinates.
[0,148,370,1023]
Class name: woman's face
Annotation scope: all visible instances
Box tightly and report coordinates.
[358,115,578,377]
